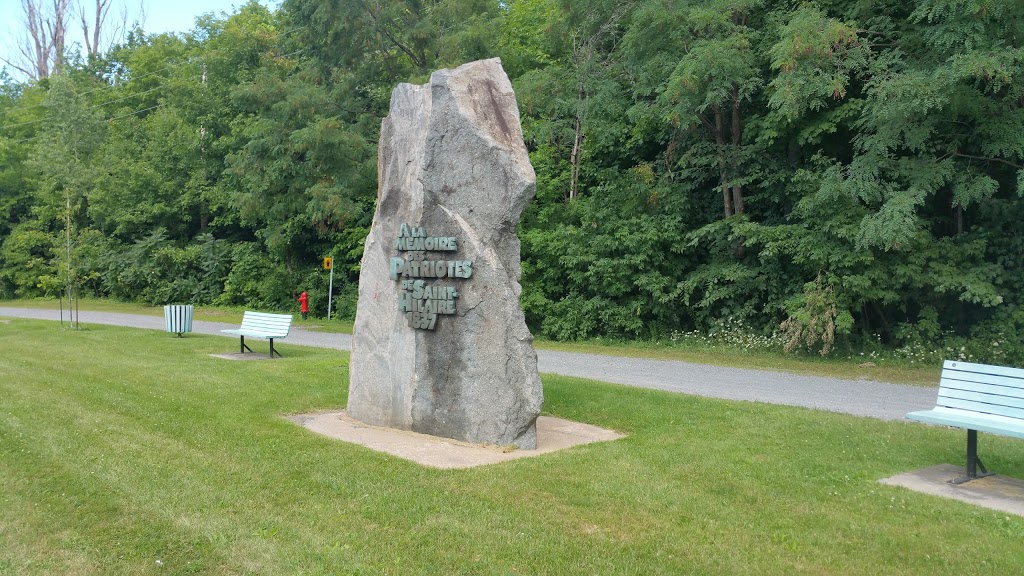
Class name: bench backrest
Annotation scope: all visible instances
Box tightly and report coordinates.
[938,360,1024,421]
[239,311,293,337]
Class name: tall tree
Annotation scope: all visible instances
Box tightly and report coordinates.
[3,0,71,80]
[622,0,763,219]
[31,74,105,324]
[77,0,144,57]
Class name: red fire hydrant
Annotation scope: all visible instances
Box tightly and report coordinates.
[298,291,309,320]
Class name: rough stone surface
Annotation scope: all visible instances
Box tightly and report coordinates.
[348,58,543,449]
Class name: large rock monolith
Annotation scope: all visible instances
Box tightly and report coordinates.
[347,58,543,449]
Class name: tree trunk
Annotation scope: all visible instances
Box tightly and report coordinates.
[871,301,892,338]
[715,104,732,218]
[30,1,50,78]
[52,0,67,69]
[4,0,70,79]
[569,33,590,202]
[730,86,745,215]
[80,0,110,56]
[79,0,140,57]
[65,190,75,329]
[569,96,584,201]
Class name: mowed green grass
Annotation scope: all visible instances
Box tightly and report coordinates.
[1,319,1022,575]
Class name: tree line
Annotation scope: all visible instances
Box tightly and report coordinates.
[1,0,1022,364]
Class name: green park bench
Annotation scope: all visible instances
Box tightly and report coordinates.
[906,360,1024,484]
[221,311,293,358]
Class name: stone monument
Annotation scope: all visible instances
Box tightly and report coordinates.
[347,58,543,449]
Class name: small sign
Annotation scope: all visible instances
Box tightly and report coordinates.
[323,257,333,270]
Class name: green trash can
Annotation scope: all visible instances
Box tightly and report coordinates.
[164,304,194,337]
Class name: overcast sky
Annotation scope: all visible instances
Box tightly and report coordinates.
[1,0,281,79]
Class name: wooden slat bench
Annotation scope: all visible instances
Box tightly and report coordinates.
[906,360,1024,484]
[221,311,293,358]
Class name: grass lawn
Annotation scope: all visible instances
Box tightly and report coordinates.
[1,319,1022,575]
[0,298,939,385]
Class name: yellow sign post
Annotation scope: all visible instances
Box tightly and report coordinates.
[325,256,335,320]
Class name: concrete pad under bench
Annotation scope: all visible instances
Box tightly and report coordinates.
[209,353,278,361]
[288,410,625,469]
[880,464,1024,517]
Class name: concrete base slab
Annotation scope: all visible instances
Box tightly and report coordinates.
[288,410,625,469]
[209,353,277,361]
[880,464,1024,517]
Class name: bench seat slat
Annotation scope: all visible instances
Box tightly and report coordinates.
[240,312,291,328]
[240,317,287,323]
[944,370,1024,387]
[239,324,290,333]
[939,378,1024,399]
[240,318,291,326]
[907,407,1024,440]
[941,373,1024,393]
[229,327,289,334]
[241,312,291,319]
[936,396,1024,420]
[939,389,1024,412]
[943,360,1024,381]
[222,329,288,339]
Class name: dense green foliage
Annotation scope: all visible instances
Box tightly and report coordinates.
[2,0,1023,362]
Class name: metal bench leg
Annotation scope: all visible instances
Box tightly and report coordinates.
[269,338,282,358]
[967,429,981,477]
[240,336,253,354]
[949,429,994,484]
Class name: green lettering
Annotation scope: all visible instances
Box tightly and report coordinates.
[397,292,412,312]
[389,257,404,280]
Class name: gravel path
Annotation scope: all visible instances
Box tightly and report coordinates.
[1,307,937,421]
